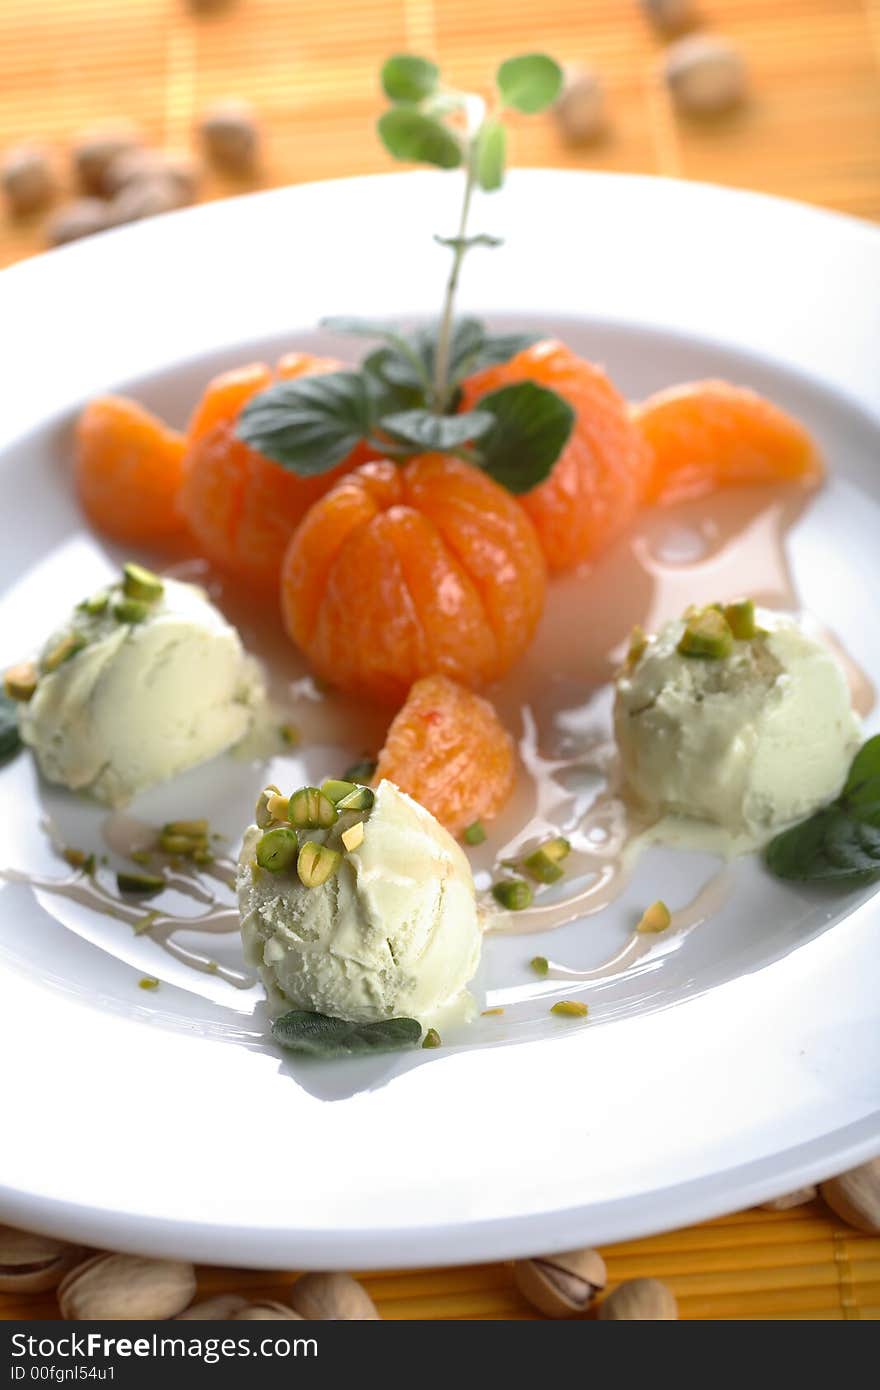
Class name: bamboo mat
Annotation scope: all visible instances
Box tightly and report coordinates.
[1,0,879,1322]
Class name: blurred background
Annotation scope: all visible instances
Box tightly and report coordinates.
[1,0,879,268]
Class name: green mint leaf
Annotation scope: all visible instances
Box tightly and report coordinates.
[765,805,880,883]
[237,372,372,476]
[377,109,462,169]
[379,408,494,451]
[0,693,23,763]
[470,331,541,370]
[381,54,440,103]
[474,381,574,493]
[496,53,563,113]
[434,233,503,251]
[841,733,880,825]
[362,348,427,413]
[475,119,507,191]
[272,1009,422,1058]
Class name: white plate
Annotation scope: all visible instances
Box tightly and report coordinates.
[1,172,879,1269]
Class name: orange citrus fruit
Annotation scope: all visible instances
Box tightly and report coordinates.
[74,395,187,545]
[634,380,825,506]
[374,674,516,837]
[461,340,652,571]
[179,353,366,591]
[280,453,547,705]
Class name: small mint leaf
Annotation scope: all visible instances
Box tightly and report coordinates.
[379,408,494,451]
[362,348,427,414]
[377,109,462,169]
[434,233,503,251]
[272,1010,422,1058]
[381,54,440,104]
[474,381,574,493]
[475,119,507,191]
[497,53,563,114]
[842,733,880,826]
[470,331,541,370]
[0,693,23,763]
[237,372,372,476]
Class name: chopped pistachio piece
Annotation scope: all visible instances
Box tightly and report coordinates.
[321,778,356,804]
[159,831,208,857]
[255,784,282,829]
[422,1028,441,1049]
[530,955,549,977]
[341,820,365,852]
[43,632,87,672]
[723,598,758,640]
[523,837,570,884]
[117,870,165,896]
[550,1000,588,1018]
[342,758,377,783]
[3,660,38,702]
[113,597,150,625]
[266,793,290,822]
[122,562,164,602]
[163,819,209,838]
[492,878,533,911]
[463,820,487,846]
[255,826,298,874]
[133,911,159,936]
[627,624,648,666]
[297,840,342,888]
[130,850,153,866]
[138,976,160,991]
[192,848,214,865]
[336,785,375,813]
[677,606,734,659]
[279,722,300,747]
[289,785,338,829]
[78,590,109,615]
[481,1007,505,1016]
[636,900,672,934]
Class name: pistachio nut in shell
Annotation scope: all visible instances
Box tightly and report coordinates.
[233,1303,304,1320]
[760,1186,817,1212]
[820,1157,880,1234]
[599,1277,678,1320]
[289,1271,379,1320]
[0,1225,84,1293]
[58,1254,196,1320]
[513,1247,607,1317]
[177,1293,249,1319]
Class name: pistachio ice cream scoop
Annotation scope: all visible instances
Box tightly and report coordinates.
[238,777,482,1027]
[614,601,861,845]
[16,564,264,805]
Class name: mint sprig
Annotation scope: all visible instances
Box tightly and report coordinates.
[236,53,570,498]
[765,735,880,884]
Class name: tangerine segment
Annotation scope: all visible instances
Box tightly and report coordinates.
[461,340,652,571]
[634,380,825,506]
[179,353,353,591]
[280,454,547,705]
[74,395,187,545]
[373,674,516,837]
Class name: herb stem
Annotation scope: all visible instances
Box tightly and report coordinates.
[433,143,478,413]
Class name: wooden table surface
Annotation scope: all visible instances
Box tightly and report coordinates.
[1,0,879,1321]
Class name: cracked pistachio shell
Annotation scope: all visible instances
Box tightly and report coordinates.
[289,1272,379,1320]
[0,1225,84,1293]
[58,1253,196,1320]
[176,1293,249,1319]
[760,1186,817,1212]
[513,1247,607,1317]
[599,1277,678,1320]
[233,1302,304,1320]
[820,1158,880,1234]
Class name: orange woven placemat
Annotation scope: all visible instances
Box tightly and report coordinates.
[1,0,878,1321]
